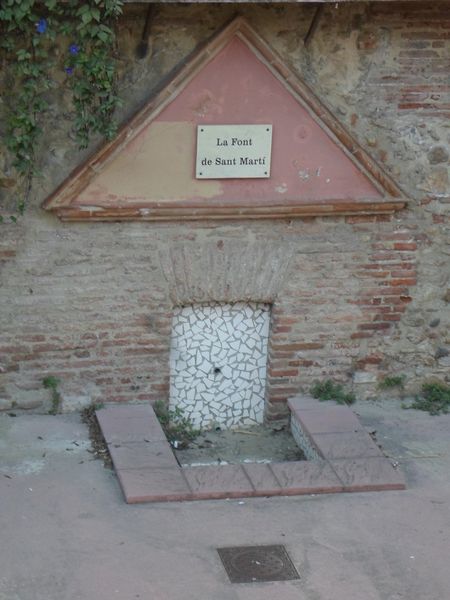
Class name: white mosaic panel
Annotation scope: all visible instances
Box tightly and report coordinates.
[169,303,270,429]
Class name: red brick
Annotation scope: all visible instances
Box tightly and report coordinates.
[268,396,291,404]
[269,386,299,402]
[383,295,413,305]
[399,50,439,58]
[370,252,414,261]
[376,232,416,241]
[376,286,410,296]
[122,347,167,356]
[391,303,410,314]
[268,368,299,377]
[272,317,298,326]
[390,269,417,278]
[401,31,450,40]
[357,354,384,366]
[376,314,402,322]
[393,242,418,251]
[271,342,324,352]
[288,359,317,368]
[389,278,417,286]
[345,215,380,224]
[152,383,170,392]
[358,322,391,331]
[272,326,292,334]
[0,345,30,354]
[20,335,47,342]
[356,270,390,278]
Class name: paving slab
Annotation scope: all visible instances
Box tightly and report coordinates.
[117,466,191,503]
[242,463,282,495]
[107,440,180,470]
[270,461,343,495]
[183,464,254,499]
[96,406,167,443]
[329,456,406,492]
[294,405,363,435]
[310,430,383,459]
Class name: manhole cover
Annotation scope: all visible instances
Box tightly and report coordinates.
[217,545,300,583]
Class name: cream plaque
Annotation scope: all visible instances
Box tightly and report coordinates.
[196,124,272,179]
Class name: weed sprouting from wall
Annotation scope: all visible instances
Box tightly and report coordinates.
[310,379,356,406]
[378,375,405,390]
[43,375,61,415]
[405,381,450,415]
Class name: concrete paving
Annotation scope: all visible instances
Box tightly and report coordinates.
[1,400,449,600]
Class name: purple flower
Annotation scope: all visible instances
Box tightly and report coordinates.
[64,66,74,75]
[69,44,80,56]
[36,18,47,34]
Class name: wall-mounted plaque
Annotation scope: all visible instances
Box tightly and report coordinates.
[196,124,272,179]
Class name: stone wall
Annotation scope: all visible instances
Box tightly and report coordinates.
[0,2,448,415]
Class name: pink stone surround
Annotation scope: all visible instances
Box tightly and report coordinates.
[96,397,405,503]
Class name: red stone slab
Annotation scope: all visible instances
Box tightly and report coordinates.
[329,458,406,492]
[311,431,383,460]
[242,463,282,496]
[108,441,179,470]
[296,406,363,435]
[96,409,167,443]
[270,461,344,495]
[117,467,191,503]
[97,404,153,419]
[183,465,254,500]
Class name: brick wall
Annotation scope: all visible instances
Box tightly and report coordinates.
[0,2,448,415]
[0,215,421,416]
[369,2,450,120]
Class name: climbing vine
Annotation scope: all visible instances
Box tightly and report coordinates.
[0,0,123,220]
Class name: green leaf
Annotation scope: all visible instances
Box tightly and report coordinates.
[16,49,32,61]
[97,30,109,42]
[81,11,92,24]
[76,5,90,15]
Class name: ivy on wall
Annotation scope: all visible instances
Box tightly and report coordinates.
[0,0,123,220]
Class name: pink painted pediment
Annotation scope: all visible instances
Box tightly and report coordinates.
[43,17,406,221]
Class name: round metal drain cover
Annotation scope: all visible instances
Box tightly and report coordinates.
[217,545,300,583]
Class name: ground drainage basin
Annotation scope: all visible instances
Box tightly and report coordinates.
[95,395,405,503]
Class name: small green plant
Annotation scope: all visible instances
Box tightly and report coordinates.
[406,381,450,415]
[310,379,356,405]
[153,400,200,448]
[42,375,61,414]
[0,0,123,218]
[378,375,406,390]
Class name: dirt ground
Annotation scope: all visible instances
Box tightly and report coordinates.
[82,406,305,469]
[174,421,305,466]
[81,406,113,469]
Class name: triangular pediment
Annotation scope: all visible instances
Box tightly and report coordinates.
[43,17,406,221]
